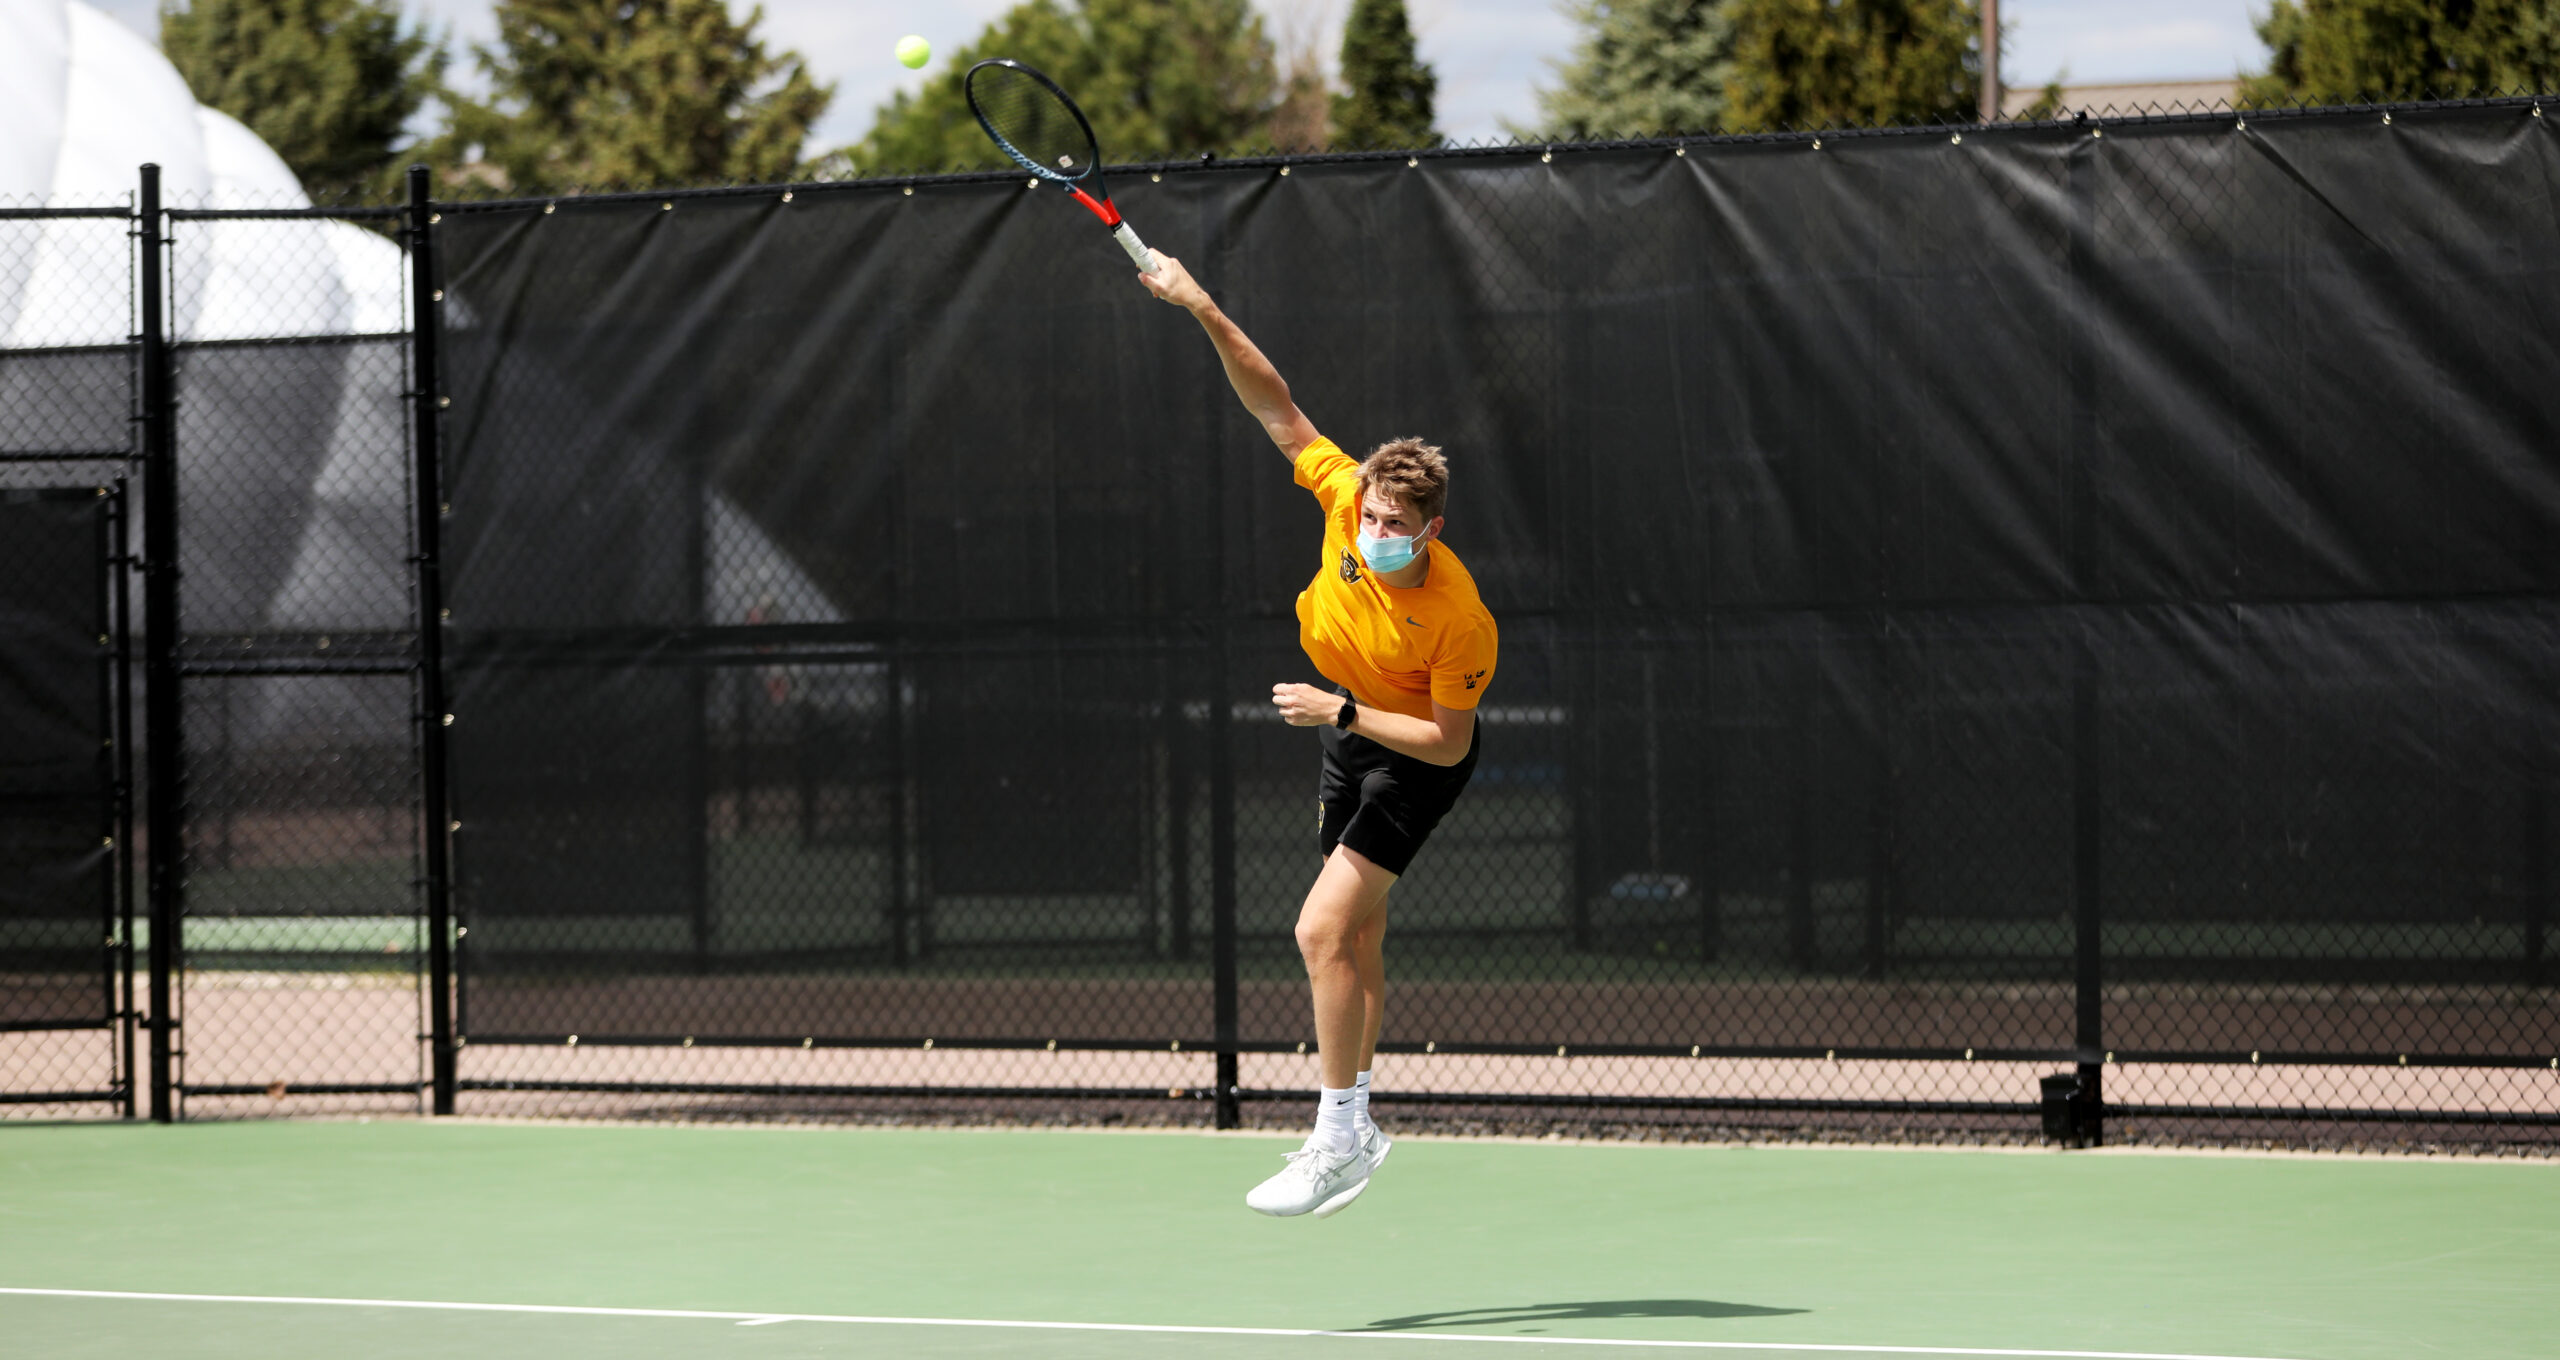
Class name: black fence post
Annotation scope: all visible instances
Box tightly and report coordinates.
[2071,625,2104,1145]
[1210,627,1240,1130]
[407,166,458,1116]
[1696,630,1721,964]
[113,476,137,1119]
[887,645,912,967]
[91,496,118,1048]
[136,163,182,1125]
[1863,616,1894,980]
[2064,132,2106,1148]
[2526,777,2548,990]
[1200,195,1240,1129]
[1166,649,1195,961]
[884,317,917,968]
[1787,657,1817,973]
[682,390,712,972]
[1564,625,1596,952]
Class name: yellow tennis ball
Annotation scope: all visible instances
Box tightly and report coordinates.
[895,35,930,69]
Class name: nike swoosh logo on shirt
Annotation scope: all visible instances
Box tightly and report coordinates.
[1405,617,1424,627]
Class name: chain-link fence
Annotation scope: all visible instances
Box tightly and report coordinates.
[427,97,2558,1148]
[6,100,2557,1150]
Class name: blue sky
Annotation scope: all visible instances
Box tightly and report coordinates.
[96,0,2277,152]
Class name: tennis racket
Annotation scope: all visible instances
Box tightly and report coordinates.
[965,58,1159,275]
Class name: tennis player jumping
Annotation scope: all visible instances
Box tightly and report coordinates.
[1140,255,1498,1219]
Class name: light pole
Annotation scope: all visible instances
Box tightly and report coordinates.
[1980,0,2002,122]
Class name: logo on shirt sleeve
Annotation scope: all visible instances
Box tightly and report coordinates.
[1462,668,1488,691]
[1339,549,1362,582]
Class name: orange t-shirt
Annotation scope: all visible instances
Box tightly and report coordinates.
[1292,437,1498,721]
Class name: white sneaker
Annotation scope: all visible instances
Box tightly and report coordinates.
[1358,1122,1393,1173]
[1245,1143,1370,1218]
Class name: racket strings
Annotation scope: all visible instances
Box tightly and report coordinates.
[969,67,1096,178]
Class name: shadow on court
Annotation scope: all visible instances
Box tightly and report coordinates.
[1353,1299,1809,1331]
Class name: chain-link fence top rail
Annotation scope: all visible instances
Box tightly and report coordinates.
[430,100,2558,1106]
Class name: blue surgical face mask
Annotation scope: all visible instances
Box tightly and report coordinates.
[1357,526,1427,574]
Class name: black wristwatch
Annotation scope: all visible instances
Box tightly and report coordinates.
[1334,693,1358,730]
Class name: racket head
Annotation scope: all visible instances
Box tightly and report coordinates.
[966,59,1104,188]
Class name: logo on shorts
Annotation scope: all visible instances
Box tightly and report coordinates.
[1462,668,1488,691]
[1339,549,1361,582]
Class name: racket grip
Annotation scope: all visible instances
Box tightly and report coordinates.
[1113,221,1159,274]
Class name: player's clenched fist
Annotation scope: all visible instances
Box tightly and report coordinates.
[1271,682,1343,727]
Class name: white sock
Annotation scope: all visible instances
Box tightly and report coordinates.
[1312,1086,1359,1154]
[1353,1070,1375,1134]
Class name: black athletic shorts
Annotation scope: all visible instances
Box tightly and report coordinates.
[1316,695,1481,876]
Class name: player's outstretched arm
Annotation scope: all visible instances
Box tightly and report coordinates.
[1138,253,1320,461]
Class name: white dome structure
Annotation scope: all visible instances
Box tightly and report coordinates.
[1,0,416,749]
[0,0,407,345]
[0,0,842,751]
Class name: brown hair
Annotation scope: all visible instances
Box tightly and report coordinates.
[1356,437,1449,523]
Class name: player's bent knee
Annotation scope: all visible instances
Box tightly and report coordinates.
[1295,911,1357,963]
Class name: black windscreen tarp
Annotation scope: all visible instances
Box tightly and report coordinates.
[0,489,113,1024]
[436,103,2559,1060]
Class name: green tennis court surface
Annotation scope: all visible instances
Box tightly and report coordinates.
[2,1122,2552,1359]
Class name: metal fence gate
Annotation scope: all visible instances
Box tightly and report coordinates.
[154,183,433,1119]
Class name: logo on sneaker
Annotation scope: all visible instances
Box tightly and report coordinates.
[1246,1145,1372,1218]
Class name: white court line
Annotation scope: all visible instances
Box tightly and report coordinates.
[0,1287,2315,1360]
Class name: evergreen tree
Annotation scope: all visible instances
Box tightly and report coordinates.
[1332,0,1436,148]
[850,0,1277,174]
[436,0,831,194]
[1529,0,1734,138]
[160,0,445,200]
[1267,39,1332,150]
[1721,0,1982,131]
[2239,0,2560,106]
